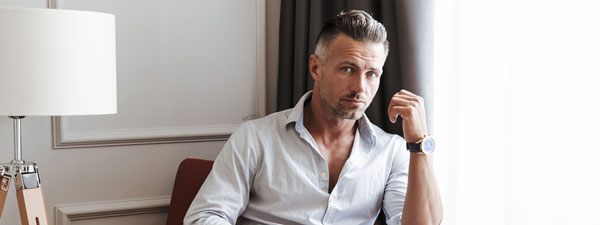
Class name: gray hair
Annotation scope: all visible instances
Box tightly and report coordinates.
[314,10,389,62]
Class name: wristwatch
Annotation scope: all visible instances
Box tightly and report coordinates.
[406,135,435,155]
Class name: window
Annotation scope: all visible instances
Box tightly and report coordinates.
[433,0,600,224]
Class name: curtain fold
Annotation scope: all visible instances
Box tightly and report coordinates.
[277,0,432,136]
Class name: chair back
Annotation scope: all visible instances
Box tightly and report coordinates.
[166,158,214,225]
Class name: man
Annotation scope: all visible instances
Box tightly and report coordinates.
[185,10,442,225]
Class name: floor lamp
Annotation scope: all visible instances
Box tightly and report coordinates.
[0,8,117,225]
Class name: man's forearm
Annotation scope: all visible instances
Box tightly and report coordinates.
[401,153,443,225]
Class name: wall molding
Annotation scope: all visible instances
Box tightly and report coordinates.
[54,196,171,225]
[49,0,267,149]
[51,117,235,149]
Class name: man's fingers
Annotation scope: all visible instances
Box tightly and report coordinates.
[387,105,411,123]
[388,90,429,140]
[388,89,426,123]
[388,98,407,120]
[390,96,414,106]
[391,96,421,108]
[389,95,423,111]
[398,89,420,98]
[394,90,424,103]
[388,94,425,123]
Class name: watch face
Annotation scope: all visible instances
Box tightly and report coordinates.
[422,137,435,154]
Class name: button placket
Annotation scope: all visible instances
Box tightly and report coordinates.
[323,200,337,224]
[319,171,328,191]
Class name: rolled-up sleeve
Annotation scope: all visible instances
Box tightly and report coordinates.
[382,138,410,225]
[184,122,259,225]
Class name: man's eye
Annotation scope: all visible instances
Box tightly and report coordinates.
[368,72,379,78]
[341,67,352,73]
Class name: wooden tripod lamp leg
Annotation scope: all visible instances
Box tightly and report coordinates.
[15,171,48,225]
[0,174,10,218]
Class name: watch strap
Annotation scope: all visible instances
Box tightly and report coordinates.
[406,142,422,152]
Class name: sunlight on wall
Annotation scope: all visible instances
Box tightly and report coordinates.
[433,0,600,224]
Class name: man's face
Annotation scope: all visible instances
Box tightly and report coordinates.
[311,34,387,120]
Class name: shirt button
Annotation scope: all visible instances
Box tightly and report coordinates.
[320,173,326,178]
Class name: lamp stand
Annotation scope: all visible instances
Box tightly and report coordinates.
[0,116,49,225]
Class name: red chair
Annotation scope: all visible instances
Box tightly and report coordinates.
[165,158,385,225]
[166,158,214,225]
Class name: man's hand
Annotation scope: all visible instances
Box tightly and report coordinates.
[387,89,428,142]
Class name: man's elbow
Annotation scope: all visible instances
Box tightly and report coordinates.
[184,211,232,225]
[182,212,198,225]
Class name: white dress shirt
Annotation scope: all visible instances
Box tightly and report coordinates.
[184,91,410,225]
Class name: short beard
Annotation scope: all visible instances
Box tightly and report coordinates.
[319,82,366,120]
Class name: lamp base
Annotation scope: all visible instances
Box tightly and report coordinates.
[0,162,49,225]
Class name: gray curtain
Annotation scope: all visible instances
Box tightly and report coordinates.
[277,0,433,136]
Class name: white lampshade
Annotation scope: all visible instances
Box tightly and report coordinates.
[0,8,117,116]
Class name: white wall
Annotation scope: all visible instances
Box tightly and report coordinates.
[0,0,280,225]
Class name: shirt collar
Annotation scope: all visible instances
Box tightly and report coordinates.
[285,91,377,149]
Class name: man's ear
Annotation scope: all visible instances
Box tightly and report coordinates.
[309,54,321,81]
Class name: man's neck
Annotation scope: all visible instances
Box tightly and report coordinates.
[303,96,357,143]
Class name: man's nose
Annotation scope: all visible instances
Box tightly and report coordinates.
[351,73,367,94]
